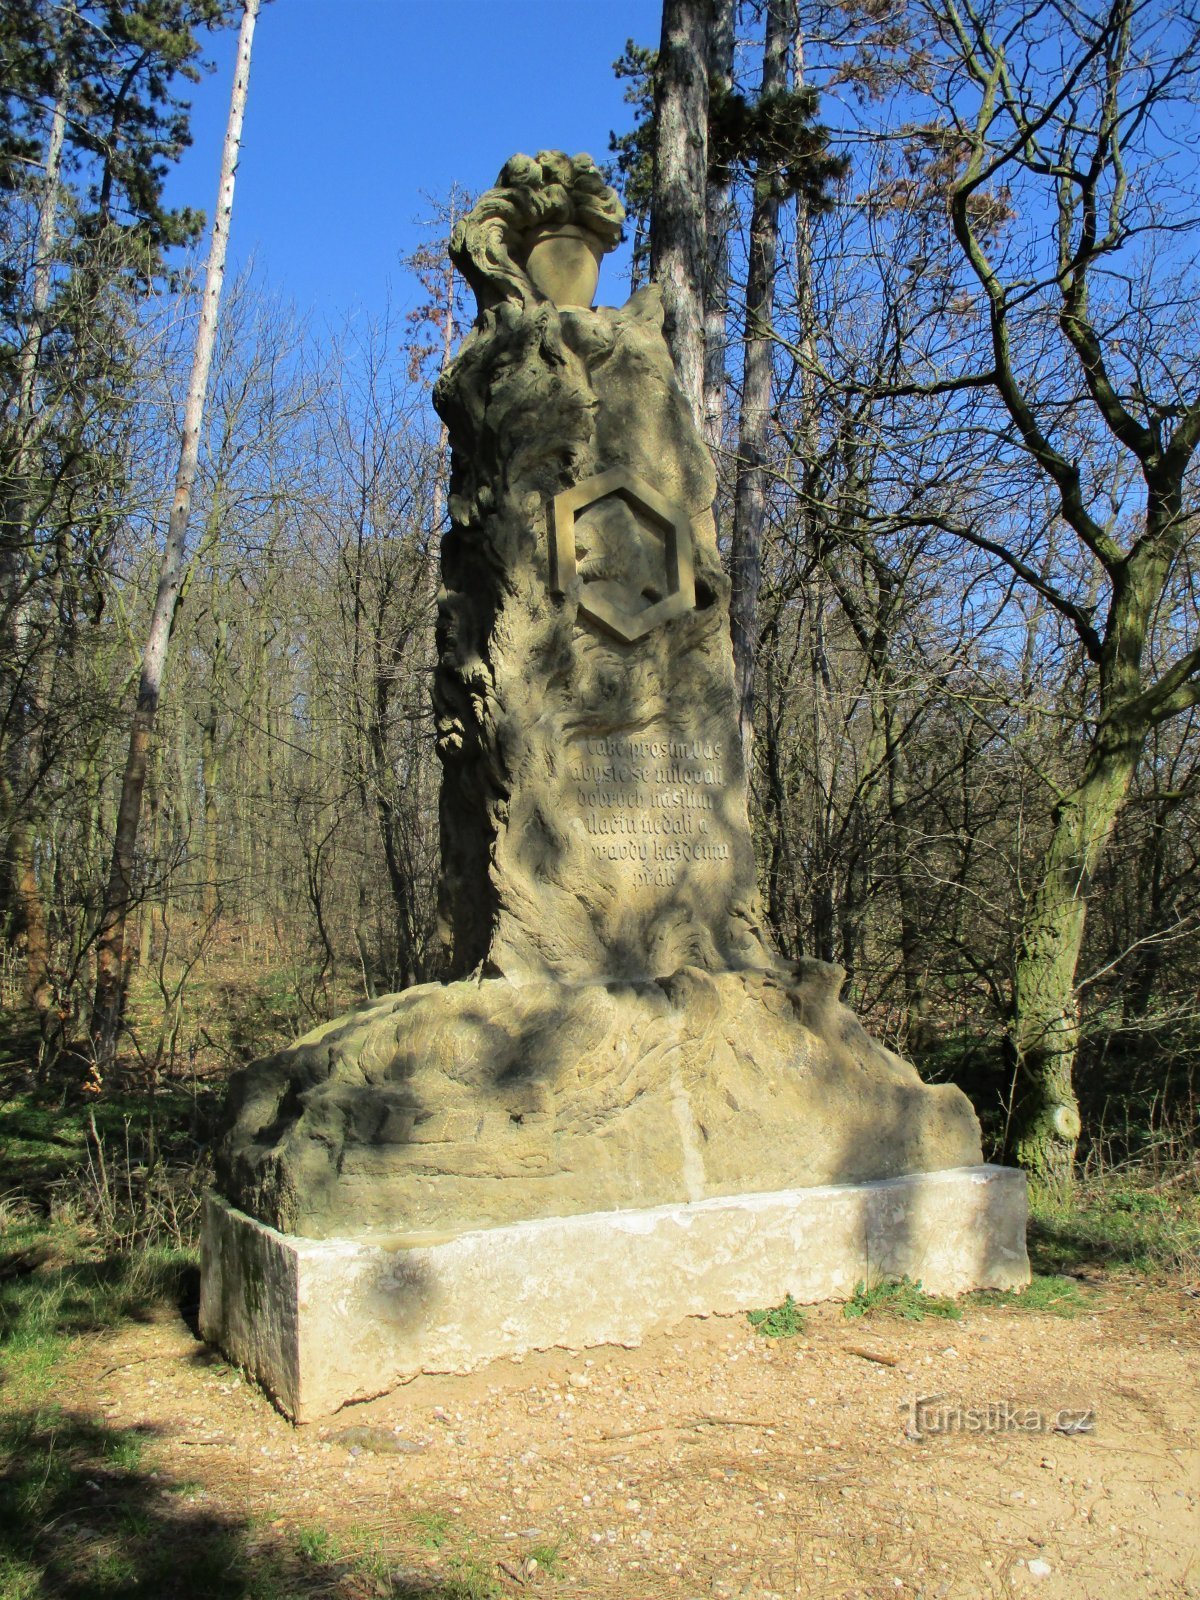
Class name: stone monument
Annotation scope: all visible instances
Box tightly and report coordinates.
[201,151,1028,1422]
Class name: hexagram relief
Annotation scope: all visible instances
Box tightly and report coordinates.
[550,468,698,645]
[431,150,770,983]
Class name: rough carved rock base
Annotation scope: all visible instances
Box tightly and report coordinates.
[214,962,984,1241]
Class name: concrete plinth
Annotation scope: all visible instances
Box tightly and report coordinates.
[200,1165,1029,1423]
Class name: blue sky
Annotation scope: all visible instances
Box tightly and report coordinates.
[166,0,662,319]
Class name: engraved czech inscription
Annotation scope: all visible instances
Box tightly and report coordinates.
[568,734,731,887]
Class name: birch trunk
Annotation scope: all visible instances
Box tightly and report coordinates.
[91,0,259,1064]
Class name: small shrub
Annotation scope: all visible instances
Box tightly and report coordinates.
[843,1275,962,1322]
[746,1293,807,1338]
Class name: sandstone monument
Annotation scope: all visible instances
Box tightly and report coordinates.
[201,151,1028,1422]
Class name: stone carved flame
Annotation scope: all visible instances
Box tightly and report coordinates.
[550,468,698,644]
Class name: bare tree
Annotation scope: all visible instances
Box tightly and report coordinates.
[91,0,261,1065]
[915,0,1200,1185]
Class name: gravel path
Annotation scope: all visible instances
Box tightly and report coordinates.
[79,1280,1198,1599]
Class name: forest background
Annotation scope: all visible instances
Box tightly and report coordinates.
[2,0,1199,1234]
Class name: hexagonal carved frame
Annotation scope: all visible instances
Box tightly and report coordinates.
[550,467,698,644]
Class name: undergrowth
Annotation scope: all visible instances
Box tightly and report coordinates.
[0,1219,288,1600]
[1028,1169,1200,1284]
[843,1275,963,1322]
[968,1274,1088,1316]
[747,1293,807,1338]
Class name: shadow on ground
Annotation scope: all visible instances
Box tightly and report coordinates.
[0,1246,478,1599]
[1027,1183,1200,1280]
[0,1397,483,1600]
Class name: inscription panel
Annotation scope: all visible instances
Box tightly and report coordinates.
[567,735,730,887]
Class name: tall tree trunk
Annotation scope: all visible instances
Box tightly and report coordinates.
[650,0,710,427]
[1,42,69,1018]
[1009,733,1141,1189]
[728,0,795,765]
[137,748,163,970]
[2,40,68,626]
[91,0,259,1064]
[2,801,52,1013]
[201,691,222,923]
[702,0,735,459]
[202,599,228,924]
[807,566,836,963]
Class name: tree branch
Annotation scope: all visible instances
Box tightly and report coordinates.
[884,512,1104,662]
[1129,643,1200,727]
[945,29,1126,571]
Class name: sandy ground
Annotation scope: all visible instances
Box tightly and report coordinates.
[72,1280,1198,1600]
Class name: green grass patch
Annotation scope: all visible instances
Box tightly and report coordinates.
[164,1476,205,1498]
[967,1272,1089,1316]
[843,1275,963,1323]
[444,1550,501,1599]
[524,1536,567,1577]
[1029,1175,1200,1281]
[746,1292,807,1338]
[346,1524,394,1582]
[295,1522,343,1563]
[104,1433,147,1473]
[0,1234,196,1377]
[411,1509,453,1550]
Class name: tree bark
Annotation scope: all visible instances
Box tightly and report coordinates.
[1,39,69,1018]
[702,0,736,459]
[650,0,710,428]
[1009,734,1141,1188]
[2,799,52,1015]
[91,0,259,1064]
[728,0,795,766]
[202,592,228,925]
[2,40,68,624]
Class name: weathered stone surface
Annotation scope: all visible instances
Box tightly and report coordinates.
[205,155,1015,1405]
[200,1166,1030,1422]
[433,151,770,983]
[215,961,982,1240]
